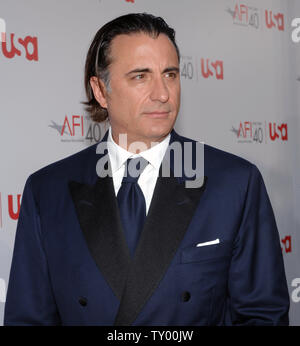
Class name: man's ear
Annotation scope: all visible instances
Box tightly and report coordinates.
[90,76,108,108]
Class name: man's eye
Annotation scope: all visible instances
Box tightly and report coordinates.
[133,74,145,80]
[165,72,177,79]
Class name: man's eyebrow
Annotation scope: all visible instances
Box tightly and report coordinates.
[163,66,180,73]
[126,68,151,76]
[125,66,180,76]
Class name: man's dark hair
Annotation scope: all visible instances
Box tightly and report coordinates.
[83,12,180,123]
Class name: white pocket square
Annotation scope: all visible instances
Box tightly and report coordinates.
[196,238,220,247]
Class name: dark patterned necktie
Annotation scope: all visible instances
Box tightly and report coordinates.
[117,157,148,257]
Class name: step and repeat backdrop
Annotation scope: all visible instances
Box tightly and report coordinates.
[0,0,299,325]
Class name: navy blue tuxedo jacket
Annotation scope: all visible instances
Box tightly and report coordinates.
[4,130,289,325]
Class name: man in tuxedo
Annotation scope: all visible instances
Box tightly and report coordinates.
[4,13,289,326]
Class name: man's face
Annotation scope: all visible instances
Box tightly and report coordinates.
[92,32,181,148]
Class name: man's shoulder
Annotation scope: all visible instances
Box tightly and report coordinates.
[174,131,254,170]
[205,143,254,171]
[174,131,258,183]
[29,142,100,187]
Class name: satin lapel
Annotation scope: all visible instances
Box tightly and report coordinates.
[114,169,207,326]
[69,158,131,300]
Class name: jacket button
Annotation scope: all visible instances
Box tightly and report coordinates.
[79,297,88,306]
[181,291,191,302]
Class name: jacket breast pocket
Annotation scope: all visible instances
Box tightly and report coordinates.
[180,241,232,264]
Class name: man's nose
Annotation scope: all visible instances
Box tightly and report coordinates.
[150,76,169,103]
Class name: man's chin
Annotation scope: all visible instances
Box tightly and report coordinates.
[145,121,174,138]
[145,127,172,142]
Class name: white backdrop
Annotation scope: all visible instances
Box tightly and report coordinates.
[0,0,299,325]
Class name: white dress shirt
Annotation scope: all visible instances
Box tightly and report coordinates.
[107,127,170,214]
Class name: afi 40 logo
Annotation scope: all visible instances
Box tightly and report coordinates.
[232,121,288,144]
[233,121,264,143]
[49,114,109,143]
[227,3,285,31]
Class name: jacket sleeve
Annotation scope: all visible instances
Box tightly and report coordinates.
[4,176,61,325]
[227,164,290,325]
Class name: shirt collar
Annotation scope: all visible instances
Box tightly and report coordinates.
[107,126,170,174]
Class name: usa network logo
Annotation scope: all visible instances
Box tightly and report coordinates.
[49,114,109,143]
[180,55,224,83]
[231,121,288,144]
[0,192,21,229]
[0,19,38,61]
[226,2,285,32]
[281,235,292,254]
